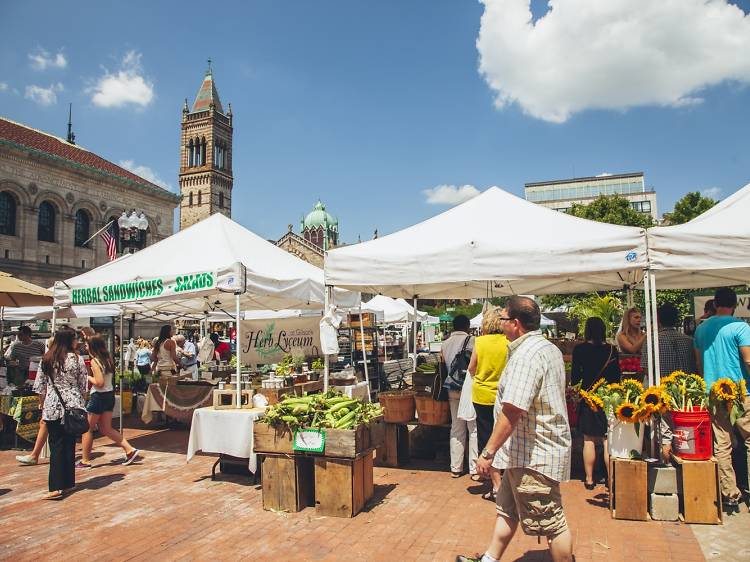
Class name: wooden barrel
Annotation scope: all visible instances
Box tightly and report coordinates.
[414,393,450,426]
[379,391,416,423]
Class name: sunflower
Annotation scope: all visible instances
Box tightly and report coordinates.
[616,402,639,423]
[641,387,663,408]
[712,378,739,402]
[688,373,707,392]
[590,377,607,393]
[580,390,602,412]
[608,383,624,394]
[622,378,644,392]
[634,404,655,421]
[740,378,747,397]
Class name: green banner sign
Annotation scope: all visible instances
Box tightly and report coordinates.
[70,271,216,305]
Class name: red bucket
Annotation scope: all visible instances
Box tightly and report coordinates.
[672,408,712,461]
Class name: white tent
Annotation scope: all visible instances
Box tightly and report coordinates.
[54,213,358,314]
[1,304,123,321]
[325,187,647,298]
[647,182,750,289]
[362,295,428,323]
[470,311,555,330]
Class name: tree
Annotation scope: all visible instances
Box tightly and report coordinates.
[662,191,717,225]
[568,195,654,229]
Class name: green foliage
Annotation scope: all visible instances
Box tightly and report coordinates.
[421,302,483,321]
[663,191,716,225]
[569,294,623,337]
[568,195,654,229]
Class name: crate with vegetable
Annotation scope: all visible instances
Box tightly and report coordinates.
[254,391,384,458]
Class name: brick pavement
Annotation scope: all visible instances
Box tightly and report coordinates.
[0,418,710,562]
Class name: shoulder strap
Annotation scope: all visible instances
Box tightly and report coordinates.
[597,345,614,378]
[460,335,471,353]
[47,363,68,410]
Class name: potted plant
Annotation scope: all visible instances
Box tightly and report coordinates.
[310,357,324,381]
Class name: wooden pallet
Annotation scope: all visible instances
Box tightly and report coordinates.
[609,458,648,521]
[671,454,722,524]
[314,450,374,518]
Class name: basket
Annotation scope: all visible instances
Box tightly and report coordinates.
[379,390,416,423]
[414,393,450,426]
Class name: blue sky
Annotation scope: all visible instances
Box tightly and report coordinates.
[2,0,749,243]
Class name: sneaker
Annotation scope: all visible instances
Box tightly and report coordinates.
[123,449,140,466]
[455,556,482,562]
[16,454,38,466]
[75,461,92,470]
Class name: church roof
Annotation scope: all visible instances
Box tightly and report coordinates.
[302,200,338,229]
[0,117,179,201]
[192,68,224,114]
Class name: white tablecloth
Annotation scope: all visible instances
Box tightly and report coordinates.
[187,407,265,473]
[332,380,370,400]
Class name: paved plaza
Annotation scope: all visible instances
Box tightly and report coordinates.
[1,418,746,562]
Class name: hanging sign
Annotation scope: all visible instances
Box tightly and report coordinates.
[694,294,750,320]
[293,429,325,453]
[240,317,321,364]
[67,271,218,305]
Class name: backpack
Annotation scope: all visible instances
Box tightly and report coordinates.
[442,336,472,392]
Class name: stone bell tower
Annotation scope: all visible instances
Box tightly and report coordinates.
[179,60,233,230]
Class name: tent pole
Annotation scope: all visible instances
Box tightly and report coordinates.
[118,314,124,433]
[51,307,57,333]
[235,293,241,409]
[358,304,371,402]
[643,271,654,389]
[412,297,418,371]
[0,306,4,356]
[649,272,661,384]
[323,286,330,392]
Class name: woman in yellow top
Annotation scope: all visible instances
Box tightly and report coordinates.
[468,307,509,500]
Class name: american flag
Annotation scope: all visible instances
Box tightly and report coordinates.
[100,222,117,261]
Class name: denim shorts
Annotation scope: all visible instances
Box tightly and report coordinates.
[86,390,115,415]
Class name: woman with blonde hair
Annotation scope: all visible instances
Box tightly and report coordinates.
[617,307,645,355]
[468,307,509,500]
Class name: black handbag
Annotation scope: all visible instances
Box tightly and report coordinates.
[48,366,90,437]
[442,336,472,392]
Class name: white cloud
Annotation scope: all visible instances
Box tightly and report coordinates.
[423,184,480,205]
[118,159,173,191]
[477,0,750,123]
[28,48,67,70]
[596,172,613,177]
[0,82,8,92]
[24,83,64,106]
[701,187,723,199]
[89,51,154,108]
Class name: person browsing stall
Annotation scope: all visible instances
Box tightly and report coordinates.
[152,325,179,376]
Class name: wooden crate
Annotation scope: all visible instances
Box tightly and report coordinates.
[609,458,648,521]
[314,450,374,517]
[672,455,722,524]
[253,417,385,458]
[212,389,254,409]
[260,454,315,512]
[257,380,324,406]
[375,422,410,468]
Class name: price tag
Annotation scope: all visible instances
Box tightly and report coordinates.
[293,429,326,453]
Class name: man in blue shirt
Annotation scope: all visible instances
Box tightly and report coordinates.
[694,287,750,510]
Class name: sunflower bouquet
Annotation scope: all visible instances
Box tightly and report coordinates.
[709,377,747,424]
[579,377,666,424]
[660,370,708,412]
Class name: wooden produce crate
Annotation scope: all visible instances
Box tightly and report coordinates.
[254,417,385,458]
[256,380,324,406]
[314,450,374,518]
[260,454,315,512]
[609,458,648,521]
[672,454,722,524]
[375,422,410,468]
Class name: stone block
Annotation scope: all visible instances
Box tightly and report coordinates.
[650,493,679,521]
[648,465,677,494]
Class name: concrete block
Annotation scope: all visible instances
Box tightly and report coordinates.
[650,493,679,521]
[648,465,677,494]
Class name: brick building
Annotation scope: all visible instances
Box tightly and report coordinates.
[275,200,340,268]
[0,117,179,288]
[179,64,234,230]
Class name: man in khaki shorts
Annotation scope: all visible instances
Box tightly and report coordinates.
[457,296,572,562]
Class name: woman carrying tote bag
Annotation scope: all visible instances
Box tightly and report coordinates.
[33,329,88,500]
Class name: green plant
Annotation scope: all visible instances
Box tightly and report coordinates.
[311,358,324,371]
[569,294,623,338]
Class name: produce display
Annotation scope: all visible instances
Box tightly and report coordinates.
[261,390,383,430]
[415,363,436,374]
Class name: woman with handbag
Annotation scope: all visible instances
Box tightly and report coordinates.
[33,329,88,500]
[77,335,139,469]
[571,316,622,490]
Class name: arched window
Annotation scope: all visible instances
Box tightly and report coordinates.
[219,192,224,208]
[74,209,91,247]
[201,137,207,166]
[0,191,16,236]
[189,192,194,206]
[197,191,202,205]
[188,139,194,167]
[38,201,56,242]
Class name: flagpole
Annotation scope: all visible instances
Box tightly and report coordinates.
[82,220,115,247]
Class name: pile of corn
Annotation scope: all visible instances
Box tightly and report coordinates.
[262,390,383,431]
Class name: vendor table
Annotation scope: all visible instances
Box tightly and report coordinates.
[141,383,213,424]
[187,406,265,476]
[0,394,41,443]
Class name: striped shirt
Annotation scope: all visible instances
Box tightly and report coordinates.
[5,339,45,371]
[492,330,571,482]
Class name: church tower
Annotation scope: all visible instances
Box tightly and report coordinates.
[179,61,233,230]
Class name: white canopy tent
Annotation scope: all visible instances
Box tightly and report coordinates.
[362,295,428,323]
[470,311,556,330]
[1,304,123,321]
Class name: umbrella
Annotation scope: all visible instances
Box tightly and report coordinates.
[0,271,53,307]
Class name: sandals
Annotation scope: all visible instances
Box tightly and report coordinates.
[42,490,64,501]
[470,474,482,482]
[584,481,596,490]
[482,490,497,502]
[451,471,463,478]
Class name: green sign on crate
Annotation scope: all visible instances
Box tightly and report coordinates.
[293,429,326,453]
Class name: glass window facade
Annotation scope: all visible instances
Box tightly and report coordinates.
[525,176,645,202]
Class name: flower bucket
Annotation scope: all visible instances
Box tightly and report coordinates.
[608,417,644,459]
[671,408,712,461]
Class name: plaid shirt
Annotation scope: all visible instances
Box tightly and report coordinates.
[492,330,571,482]
[640,327,695,377]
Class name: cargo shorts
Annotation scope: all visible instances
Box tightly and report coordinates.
[495,468,568,538]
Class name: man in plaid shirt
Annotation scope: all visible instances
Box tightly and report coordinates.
[640,302,696,378]
[457,296,572,562]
